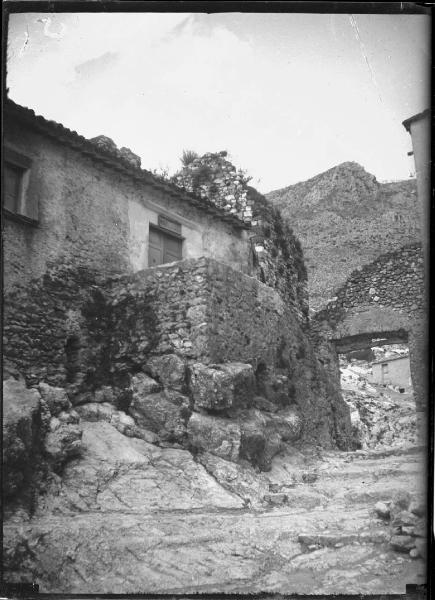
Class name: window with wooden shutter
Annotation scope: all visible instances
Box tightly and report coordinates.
[3,147,36,223]
[148,222,183,267]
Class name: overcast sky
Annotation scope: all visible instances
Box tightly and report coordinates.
[7,11,430,192]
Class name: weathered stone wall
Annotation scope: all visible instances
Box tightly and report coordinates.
[316,243,424,319]
[108,259,351,449]
[3,263,111,390]
[312,244,427,410]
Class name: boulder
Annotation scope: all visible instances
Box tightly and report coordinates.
[131,372,161,396]
[3,378,41,497]
[391,510,419,528]
[374,501,390,519]
[413,537,427,558]
[238,410,267,467]
[390,535,416,553]
[93,386,116,404]
[44,424,83,468]
[261,431,283,471]
[129,390,191,443]
[145,355,186,391]
[187,413,241,462]
[38,382,71,416]
[409,498,426,517]
[268,408,302,442]
[198,452,268,506]
[189,362,255,410]
[110,411,136,437]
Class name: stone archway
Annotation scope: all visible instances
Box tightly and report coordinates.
[327,306,425,410]
[311,245,427,412]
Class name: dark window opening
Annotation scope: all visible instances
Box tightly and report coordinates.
[4,163,24,213]
[3,148,36,223]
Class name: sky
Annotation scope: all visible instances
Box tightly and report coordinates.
[6,11,430,193]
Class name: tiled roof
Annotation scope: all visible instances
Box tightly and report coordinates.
[4,99,249,230]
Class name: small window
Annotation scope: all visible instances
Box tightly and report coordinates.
[3,147,37,223]
[148,223,183,267]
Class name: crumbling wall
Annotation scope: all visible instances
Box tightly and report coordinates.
[173,151,253,222]
[315,244,424,319]
[172,152,308,320]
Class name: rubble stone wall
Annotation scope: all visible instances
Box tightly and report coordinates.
[107,257,308,367]
[3,263,110,390]
[4,257,352,449]
[315,243,424,321]
[108,258,352,448]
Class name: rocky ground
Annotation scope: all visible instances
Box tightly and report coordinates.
[4,375,427,594]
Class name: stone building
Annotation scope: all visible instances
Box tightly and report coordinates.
[3,100,252,292]
[3,101,357,590]
[368,354,411,389]
[3,98,350,433]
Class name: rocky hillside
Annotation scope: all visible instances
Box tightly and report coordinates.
[266,163,421,311]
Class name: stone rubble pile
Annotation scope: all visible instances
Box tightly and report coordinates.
[343,388,418,450]
[172,151,254,223]
[374,491,427,559]
[340,360,419,450]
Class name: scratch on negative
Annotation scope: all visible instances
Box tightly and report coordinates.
[349,14,383,104]
[19,26,30,57]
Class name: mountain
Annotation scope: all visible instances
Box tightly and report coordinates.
[266,162,421,312]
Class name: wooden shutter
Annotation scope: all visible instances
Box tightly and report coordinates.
[163,234,182,263]
[149,228,163,267]
[148,225,183,266]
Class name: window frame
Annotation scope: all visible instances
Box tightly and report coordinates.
[148,221,184,267]
[3,147,37,225]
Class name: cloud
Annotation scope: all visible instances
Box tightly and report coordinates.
[6,13,429,191]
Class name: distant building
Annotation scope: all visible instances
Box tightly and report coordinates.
[368,354,411,388]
